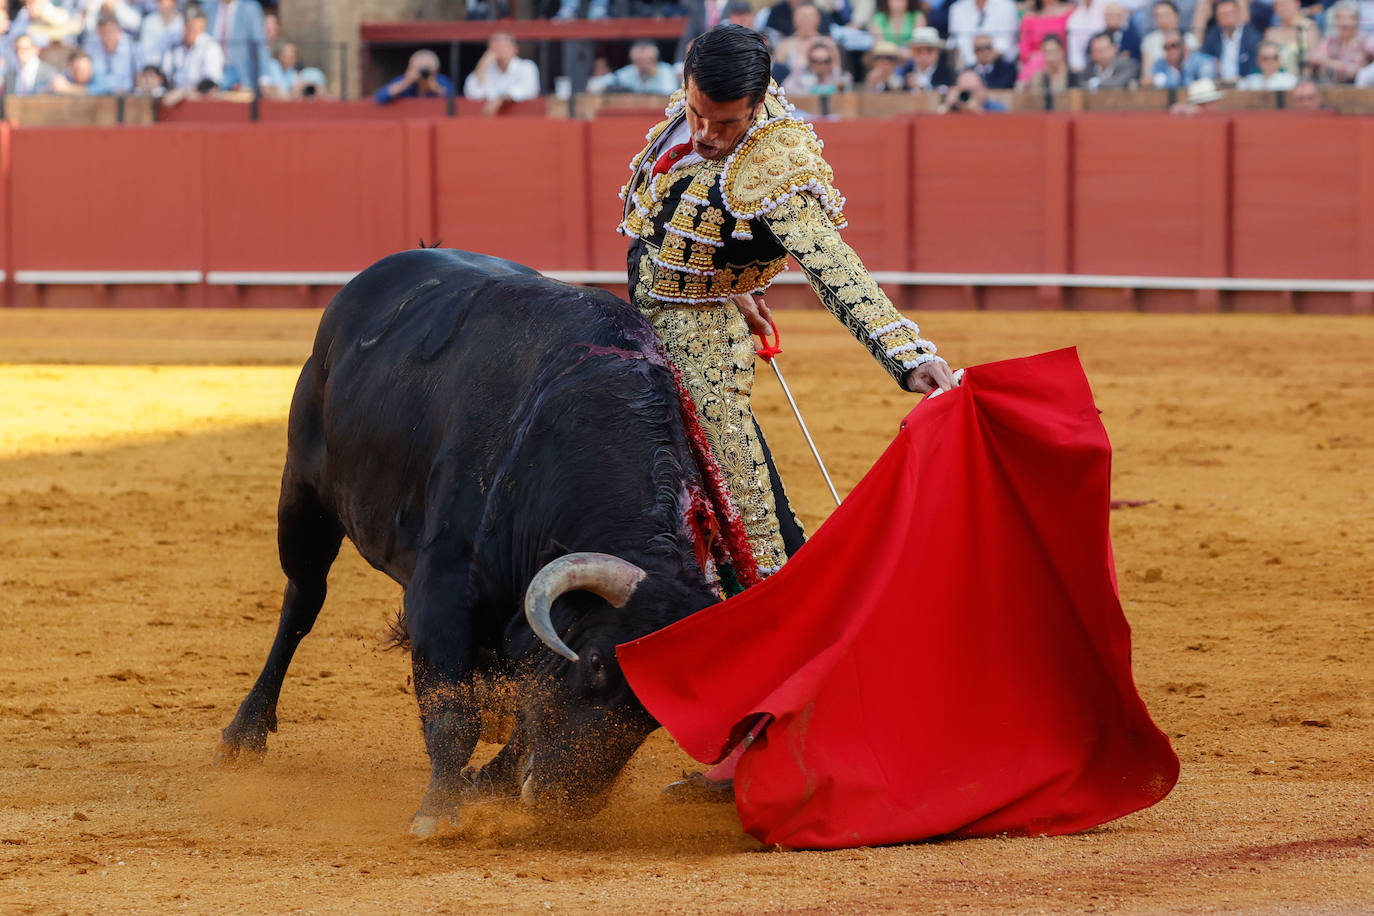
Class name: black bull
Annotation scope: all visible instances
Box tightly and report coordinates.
[217,248,797,835]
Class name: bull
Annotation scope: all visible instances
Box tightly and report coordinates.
[217,248,731,836]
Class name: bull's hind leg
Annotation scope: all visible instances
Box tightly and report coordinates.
[217,476,343,763]
[403,554,482,838]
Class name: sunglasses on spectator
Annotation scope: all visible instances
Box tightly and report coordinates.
[810,56,833,64]
[975,44,993,51]
[1164,41,1181,48]
[1259,53,1278,59]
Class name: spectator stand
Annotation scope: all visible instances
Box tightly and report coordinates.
[3,114,1373,314]
[359,18,686,109]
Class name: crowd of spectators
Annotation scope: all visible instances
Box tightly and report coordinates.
[0,0,328,101]
[565,0,1374,109]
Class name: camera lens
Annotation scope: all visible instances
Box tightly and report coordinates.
[419,67,434,79]
[958,89,972,103]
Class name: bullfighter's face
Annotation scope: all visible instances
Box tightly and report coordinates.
[684,77,762,161]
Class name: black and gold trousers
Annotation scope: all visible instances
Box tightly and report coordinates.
[629,241,804,575]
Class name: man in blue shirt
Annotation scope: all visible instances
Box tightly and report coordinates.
[202,0,272,89]
[84,14,139,94]
[375,48,453,103]
[590,40,678,94]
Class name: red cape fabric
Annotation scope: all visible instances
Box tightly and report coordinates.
[618,348,1179,850]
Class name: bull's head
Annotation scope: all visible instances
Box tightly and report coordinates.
[518,552,708,816]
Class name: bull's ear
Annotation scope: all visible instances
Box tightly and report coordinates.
[537,539,574,568]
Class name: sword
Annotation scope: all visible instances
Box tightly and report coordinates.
[755,320,842,508]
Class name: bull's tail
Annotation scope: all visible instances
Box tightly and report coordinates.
[382,603,410,652]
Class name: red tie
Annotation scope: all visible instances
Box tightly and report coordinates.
[653,141,694,176]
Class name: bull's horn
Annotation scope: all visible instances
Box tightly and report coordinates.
[523,553,647,662]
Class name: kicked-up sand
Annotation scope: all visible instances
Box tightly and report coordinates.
[1,307,1371,914]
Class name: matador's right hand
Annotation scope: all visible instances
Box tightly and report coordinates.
[731,293,774,339]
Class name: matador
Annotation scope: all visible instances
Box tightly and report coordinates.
[619,25,958,581]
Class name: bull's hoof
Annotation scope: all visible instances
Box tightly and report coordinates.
[458,765,518,804]
[408,784,463,839]
[661,771,735,804]
[408,814,440,839]
[212,738,266,768]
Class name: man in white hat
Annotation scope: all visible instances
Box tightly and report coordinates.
[1170,76,1225,113]
[905,26,957,90]
[865,40,907,90]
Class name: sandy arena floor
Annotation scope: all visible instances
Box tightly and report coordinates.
[1,307,1371,914]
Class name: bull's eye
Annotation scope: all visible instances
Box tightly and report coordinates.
[587,650,608,672]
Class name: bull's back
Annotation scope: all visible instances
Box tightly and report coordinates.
[288,248,660,580]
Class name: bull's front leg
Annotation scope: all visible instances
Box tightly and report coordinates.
[404,558,481,839]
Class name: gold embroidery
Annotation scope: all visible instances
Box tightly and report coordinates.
[634,286,793,571]
[687,241,715,273]
[722,119,846,226]
[762,193,931,386]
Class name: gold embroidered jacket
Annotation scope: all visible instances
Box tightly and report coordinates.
[619,85,940,387]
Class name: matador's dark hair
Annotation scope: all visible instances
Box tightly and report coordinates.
[684,24,771,107]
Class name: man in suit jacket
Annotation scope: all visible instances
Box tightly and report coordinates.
[5,34,58,94]
[1082,30,1141,87]
[202,0,272,89]
[1104,1,1144,60]
[968,32,1018,87]
[1200,0,1262,79]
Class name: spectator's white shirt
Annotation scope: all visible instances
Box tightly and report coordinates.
[1358,59,1374,86]
[462,57,540,102]
[139,10,184,69]
[909,62,943,89]
[82,0,142,34]
[1236,70,1298,89]
[163,31,226,89]
[947,0,1019,64]
[1216,26,1243,80]
[1066,0,1108,70]
[17,57,41,93]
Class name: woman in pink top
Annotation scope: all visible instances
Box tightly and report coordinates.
[1017,0,1075,83]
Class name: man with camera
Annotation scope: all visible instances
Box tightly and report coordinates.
[942,69,1007,112]
[374,49,453,104]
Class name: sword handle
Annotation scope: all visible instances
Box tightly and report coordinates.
[754,319,782,362]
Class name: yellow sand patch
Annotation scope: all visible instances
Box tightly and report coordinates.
[0,365,299,457]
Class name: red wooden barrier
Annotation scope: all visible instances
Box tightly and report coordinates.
[911,115,1069,276]
[814,118,911,273]
[2,113,1371,310]
[259,99,447,121]
[1073,115,1230,280]
[200,123,413,273]
[157,100,255,123]
[587,117,656,272]
[432,118,590,270]
[0,124,10,291]
[1232,118,1364,280]
[10,126,205,272]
